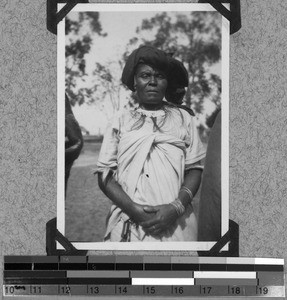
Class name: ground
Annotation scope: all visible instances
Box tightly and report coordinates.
[65,142,111,242]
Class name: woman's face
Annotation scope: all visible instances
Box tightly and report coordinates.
[134,64,168,108]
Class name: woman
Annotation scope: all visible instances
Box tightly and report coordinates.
[97,46,206,242]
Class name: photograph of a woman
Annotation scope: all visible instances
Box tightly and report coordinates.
[97,46,206,242]
[58,3,229,251]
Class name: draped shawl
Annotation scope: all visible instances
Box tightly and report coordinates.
[97,107,206,241]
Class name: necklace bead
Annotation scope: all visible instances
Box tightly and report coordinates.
[136,108,165,118]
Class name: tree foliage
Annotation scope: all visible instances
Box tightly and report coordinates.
[65,12,106,106]
[91,61,123,117]
[125,12,222,119]
[65,11,222,134]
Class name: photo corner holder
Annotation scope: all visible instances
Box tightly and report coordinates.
[198,0,241,34]
[47,0,89,35]
[46,217,88,256]
[198,219,239,257]
[47,0,241,35]
[45,217,238,257]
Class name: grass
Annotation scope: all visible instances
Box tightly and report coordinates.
[65,142,201,242]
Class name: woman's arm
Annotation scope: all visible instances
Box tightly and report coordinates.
[178,168,203,208]
[98,172,156,224]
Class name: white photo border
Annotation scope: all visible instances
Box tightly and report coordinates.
[57,3,230,251]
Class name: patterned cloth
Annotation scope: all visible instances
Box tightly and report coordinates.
[97,105,206,242]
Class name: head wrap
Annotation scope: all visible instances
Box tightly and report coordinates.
[121,45,189,106]
[121,45,169,92]
[165,56,189,104]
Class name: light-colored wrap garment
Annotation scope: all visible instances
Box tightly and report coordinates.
[97,106,206,242]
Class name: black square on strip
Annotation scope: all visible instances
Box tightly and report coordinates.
[4,271,66,278]
[172,263,199,271]
[227,264,254,271]
[4,263,32,270]
[200,264,226,271]
[116,263,143,270]
[88,263,115,270]
[59,263,87,270]
[145,263,171,270]
[254,265,284,272]
[4,278,68,285]
[34,263,59,270]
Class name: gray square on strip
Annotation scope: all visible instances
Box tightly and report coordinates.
[60,256,86,263]
[87,285,116,295]
[115,285,142,295]
[68,285,87,295]
[258,272,284,286]
[172,286,201,296]
[30,285,58,295]
[144,256,170,264]
[116,256,143,263]
[88,256,115,263]
[143,285,171,296]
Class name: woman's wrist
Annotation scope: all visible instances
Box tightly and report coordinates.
[173,185,194,214]
[124,202,139,220]
[180,185,194,203]
[170,198,185,217]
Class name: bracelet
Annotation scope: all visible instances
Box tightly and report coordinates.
[180,186,194,202]
[170,198,185,217]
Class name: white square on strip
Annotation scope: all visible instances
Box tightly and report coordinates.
[132,278,194,286]
[194,271,257,279]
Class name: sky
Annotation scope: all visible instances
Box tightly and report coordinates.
[66,10,222,135]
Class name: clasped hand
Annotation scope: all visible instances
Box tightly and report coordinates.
[132,203,178,236]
